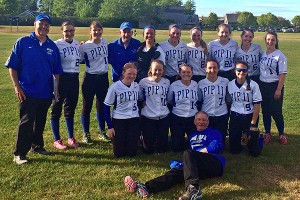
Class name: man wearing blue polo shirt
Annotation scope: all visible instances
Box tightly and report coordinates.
[108,22,140,82]
[5,13,63,165]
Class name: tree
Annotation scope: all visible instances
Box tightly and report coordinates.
[237,12,256,26]
[156,0,182,6]
[74,0,102,18]
[257,14,267,27]
[51,0,76,16]
[183,0,196,15]
[292,15,300,27]
[203,12,218,26]
[257,13,278,27]
[277,17,291,27]
[0,0,17,14]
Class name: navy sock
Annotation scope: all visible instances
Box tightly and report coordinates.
[263,115,271,133]
[65,118,74,138]
[50,119,60,141]
[96,112,105,132]
[81,114,90,134]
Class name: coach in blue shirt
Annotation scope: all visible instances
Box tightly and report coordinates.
[108,22,140,82]
[5,13,63,165]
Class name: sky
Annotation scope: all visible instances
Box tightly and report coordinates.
[183,0,299,20]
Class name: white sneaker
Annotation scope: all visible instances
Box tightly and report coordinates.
[13,155,28,165]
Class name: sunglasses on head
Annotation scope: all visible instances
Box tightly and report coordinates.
[236,68,248,73]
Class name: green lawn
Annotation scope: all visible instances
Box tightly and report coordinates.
[0,26,300,200]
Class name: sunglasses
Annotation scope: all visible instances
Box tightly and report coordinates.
[236,68,248,73]
[63,29,75,33]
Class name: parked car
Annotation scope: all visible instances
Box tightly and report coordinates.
[266,27,276,32]
[282,27,292,33]
[293,26,300,32]
[237,26,245,31]
[249,26,256,32]
[257,26,266,32]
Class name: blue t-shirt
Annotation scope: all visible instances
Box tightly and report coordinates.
[108,38,140,82]
[5,32,63,99]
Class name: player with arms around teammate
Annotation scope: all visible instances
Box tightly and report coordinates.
[198,59,229,144]
[108,22,140,82]
[208,24,238,81]
[160,24,188,83]
[6,14,63,164]
[79,21,110,144]
[227,61,263,157]
[259,31,288,144]
[104,63,140,158]
[187,27,208,82]
[235,28,263,83]
[139,60,170,154]
[50,21,80,150]
[124,111,225,200]
[167,64,198,152]
[135,25,165,83]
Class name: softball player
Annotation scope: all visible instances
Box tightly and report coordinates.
[235,28,263,83]
[160,24,188,83]
[187,27,208,82]
[104,63,140,158]
[259,31,288,144]
[167,64,198,152]
[198,59,229,144]
[139,60,170,154]
[135,26,165,83]
[50,21,80,150]
[208,23,238,81]
[228,61,263,156]
[79,21,110,144]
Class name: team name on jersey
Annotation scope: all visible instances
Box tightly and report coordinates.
[62,46,80,58]
[144,85,168,97]
[237,54,259,64]
[188,49,206,60]
[213,49,233,59]
[201,85,225,97]
[90,46,108,59]
[165,49,185,60]
[175,89,197,101]
[260,56,275,67]
[119,90,138,103]
[230,91,250,102]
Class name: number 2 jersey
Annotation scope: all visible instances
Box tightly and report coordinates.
[79,38,109,74]
[259,49,287,83]
[227,79,262,114]
[104,80,139,119]
[208,39,238,71]
[55,39,80,73]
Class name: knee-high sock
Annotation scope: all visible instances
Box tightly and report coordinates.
[65,118,74,138]
[96,112,105,132]
[50,119,60,141]
[81,114,90,134]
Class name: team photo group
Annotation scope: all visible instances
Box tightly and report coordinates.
[5,13,287,200]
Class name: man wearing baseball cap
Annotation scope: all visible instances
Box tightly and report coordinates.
[5,13,63,164]
[108,22,140,82]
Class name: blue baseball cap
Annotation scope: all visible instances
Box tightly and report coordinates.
[120,22,132,31]
[35,13,51,24]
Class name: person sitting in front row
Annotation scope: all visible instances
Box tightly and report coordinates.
[124,111,226,200]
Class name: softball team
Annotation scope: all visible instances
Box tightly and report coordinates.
[135,26,165,83]
[160,24,188,83]
[198,59,229,144]
[259,31,288,144]
[227,61,262,156]
[139,60,170,154]
[187,27,208,82]
[208,23,238,81]
[50,21,80,150]
[235,28,263,83]
[79,21,110,144]
[167,64,199,152]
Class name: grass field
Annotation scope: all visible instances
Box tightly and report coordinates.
[0,25,300,200]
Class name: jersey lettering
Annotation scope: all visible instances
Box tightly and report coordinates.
[188,49,206,60]
[119,90,138,103]
[201,85,225,97]
[213,49,233,59]
[165,49,185,60]
[145,85,168,97]
[90,46,108,59]
[62,46,80,58]
[175,89,197,101]
[230,91,250,102]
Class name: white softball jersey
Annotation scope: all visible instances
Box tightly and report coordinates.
[259,49,287,83]
[227,79,262,114]
[104,81,140,119]
[55,39,81,73]
[187,43,207,76]
[208,39,238,71]
[198,77,229,116]
[79,38,109,74]
[139,77,170,118]
[167,80,198,117]
[235,43,263,77]
[160,41,188,76]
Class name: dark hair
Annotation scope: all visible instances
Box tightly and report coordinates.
[205,58,220,69]
[60,21,75,31]
[147,60,165,77]
[176,64,193,80]
[217,23,231,34]
[169,24,181,31]
[190,27,208,56]
[265,31,279,49]
[89,21,103,40]
[235,60,251,91]
[241,28,254,46]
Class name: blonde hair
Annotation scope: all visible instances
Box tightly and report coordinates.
[147,60,165,77]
